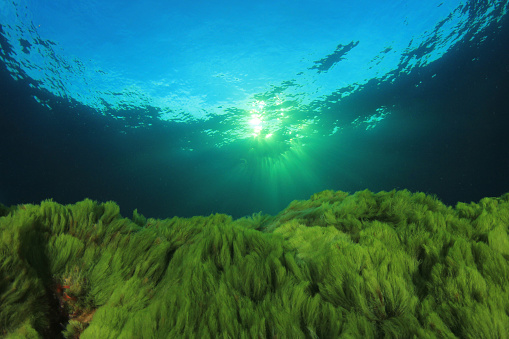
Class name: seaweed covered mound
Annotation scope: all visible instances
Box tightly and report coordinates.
[1,189,509,338]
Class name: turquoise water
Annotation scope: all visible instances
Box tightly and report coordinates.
[1,0,508,218]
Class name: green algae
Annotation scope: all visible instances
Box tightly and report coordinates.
[0,189,508,338]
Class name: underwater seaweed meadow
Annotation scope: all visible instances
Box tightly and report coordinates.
[1,1,509,338]
[1,189,509,338]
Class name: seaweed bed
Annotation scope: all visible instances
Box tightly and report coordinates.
[1,189,508,338]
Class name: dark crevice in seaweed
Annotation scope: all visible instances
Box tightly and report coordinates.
[43,284,67,339]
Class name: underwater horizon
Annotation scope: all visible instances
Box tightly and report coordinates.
[1,0,509,219]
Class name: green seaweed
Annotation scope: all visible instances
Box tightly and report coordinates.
[0,203,10,218]
[1,189,509,338]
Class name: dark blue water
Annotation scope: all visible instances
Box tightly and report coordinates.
[1,1,508,218]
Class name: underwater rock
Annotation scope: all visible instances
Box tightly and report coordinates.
[1,189,508,338]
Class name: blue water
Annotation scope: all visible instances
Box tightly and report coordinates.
[1,0,508,218]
